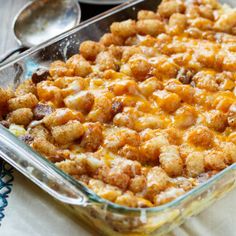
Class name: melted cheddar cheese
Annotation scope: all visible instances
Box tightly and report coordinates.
[1,0,236,208]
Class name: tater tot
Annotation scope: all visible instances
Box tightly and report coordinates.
[165,79,195,104]
[189,17,213,31]
[100,33,124,46]
[122,127,141,147]
[8,93,38,111]
[88,179,122,202]
[201,0,219,8]
[87,93,113,123]
[185,5,200,19]
[100,167,130,190]
[187,126,214,148]
[153,90,181,113]
[228,132,236,144]
[150,55,178,78]
[15,80,36,96]
[179,143,195,160]
[79,40,105,61]
[135,114,166,131]
[160,145,183,177]
[165,127,183,145]
[168,13,187,35]
[49,60,73,77]
[136,19,165,36]
[186,152,205,177]
[66,54,92,77]
[118,145,141,162]
[51,120,84,145]
[216,72,235,91]
[227,103,236,128]
[199,5,214,20]
[174,105,197,129]
[214,11,236,33]
[129,175,146,193]
[56,157,87,175]
[80,122,103,152]
[192,71,218,92]
[54,76,80,89]
[110,19,137,38]
[122,46,142,62]
[128,54,151,80]
[125,36,140,46]
[0,88,14,107]
[32,137,58,158]
[222,52,236,72]
[158,0,185,18]
[103,127,139,151]
[43,108,84,128]
[204,150,226,171]
[136,198,153,208]
[139,77,163,97]
[219,142,236,164]
[109,79,139,96]
[213,95,234,113]
[37,81,63,107]
[108,45,123,60]
[112,157,142,177]
[140,135,169,162]
[95,51,117,71]
[29,124,52,141]
[64,91,94,113]
[204,110,228,132]
[113,112,135,129]
[61,80,85,98]
[8,108,33,126]
[147,167,169,194]
[111,101,123,117]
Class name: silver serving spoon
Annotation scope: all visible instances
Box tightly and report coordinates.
[0,0,81,64]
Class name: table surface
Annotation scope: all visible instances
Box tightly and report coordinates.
[0,0,27,55]
[0,0,114,57]
[1,1,236,236]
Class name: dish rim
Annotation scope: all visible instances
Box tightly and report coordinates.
[0,0,236,214]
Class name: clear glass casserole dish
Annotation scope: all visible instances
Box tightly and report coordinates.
[0,0,236,235]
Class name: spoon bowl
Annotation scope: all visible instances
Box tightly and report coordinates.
[13,0,81,48]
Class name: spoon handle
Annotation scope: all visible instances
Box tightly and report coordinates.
[0,46,28,65]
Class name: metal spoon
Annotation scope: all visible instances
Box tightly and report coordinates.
[0,0,81,64]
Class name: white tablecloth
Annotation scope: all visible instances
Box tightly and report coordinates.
[1,169,236,236]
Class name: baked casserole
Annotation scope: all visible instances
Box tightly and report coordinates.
[1,0,236,208]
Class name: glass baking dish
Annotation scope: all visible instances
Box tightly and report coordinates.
[1,0,236,235]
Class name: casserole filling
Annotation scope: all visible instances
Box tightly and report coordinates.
[1,0,236,208]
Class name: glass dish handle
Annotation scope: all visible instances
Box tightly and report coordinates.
[0,125,88,206]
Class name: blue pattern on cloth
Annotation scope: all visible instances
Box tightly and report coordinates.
[0,160,14,222]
